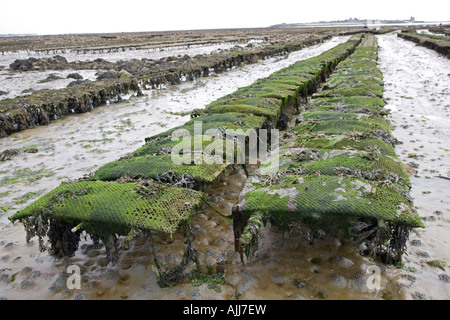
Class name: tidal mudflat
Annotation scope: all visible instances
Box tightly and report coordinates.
[0,28,449,300]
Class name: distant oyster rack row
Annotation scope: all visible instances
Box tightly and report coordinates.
[0,33,334,137]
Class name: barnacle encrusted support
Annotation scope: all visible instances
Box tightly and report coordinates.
[232,205,266,263]
[383,224,410,264]
[238,211,265,262]
[103,234,120,264]
[232,205,249,263]
[20,187,89,254]
[349,219,411,264]
[47,219,82,257]
[152,218,202,287]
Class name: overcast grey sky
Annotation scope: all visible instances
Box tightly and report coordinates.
[0,0,449,35]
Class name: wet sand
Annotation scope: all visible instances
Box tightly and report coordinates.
[376,32,450,300]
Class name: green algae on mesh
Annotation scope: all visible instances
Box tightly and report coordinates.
[240,175,423,231]
[312,35,385,99]
[321,77,384,93]
[293,118,393,136]
[315,87,384,98]
[131,135,236,159]
[311,96,385,108]
[234,33,423,265]
[208,104,279,119]
[184,112,267,128]
[209,96,281,111]
[397,32,450,58]
[235,82,301,104]
[144,112,267,142]
[310,104,386,116]
[414,32,450,41]
[238,211,265,259]
[94,154,229,184]
[9,180,203,236]
[301,111,369,121]
[308,95,388,116]
[261,148,410,186]
[287,134,397,157]
[260,77,306,86]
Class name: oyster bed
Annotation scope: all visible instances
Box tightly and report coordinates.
[0,29,449,300]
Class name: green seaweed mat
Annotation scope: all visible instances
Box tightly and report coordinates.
[9,180,203,236]
[239,175,423,231]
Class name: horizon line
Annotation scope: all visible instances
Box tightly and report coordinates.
[1,19,449,38]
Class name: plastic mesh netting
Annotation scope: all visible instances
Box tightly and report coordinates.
[259,148,410,187]
[286,134,397,157]
[301,111,370,121]
[144,112,267,142]
[310,96,387,116]
[94,154,229,185]
[10,180,203,236]
[294,118,392,136]
[130,135,238,159]
[239,175,422,230]
[311,96,385,108]
[208,98,282,120]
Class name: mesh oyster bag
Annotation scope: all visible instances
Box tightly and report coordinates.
[237,175,422,230]
[94,154,229,186]
[259,147,411,187]
[9,180,203,236]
